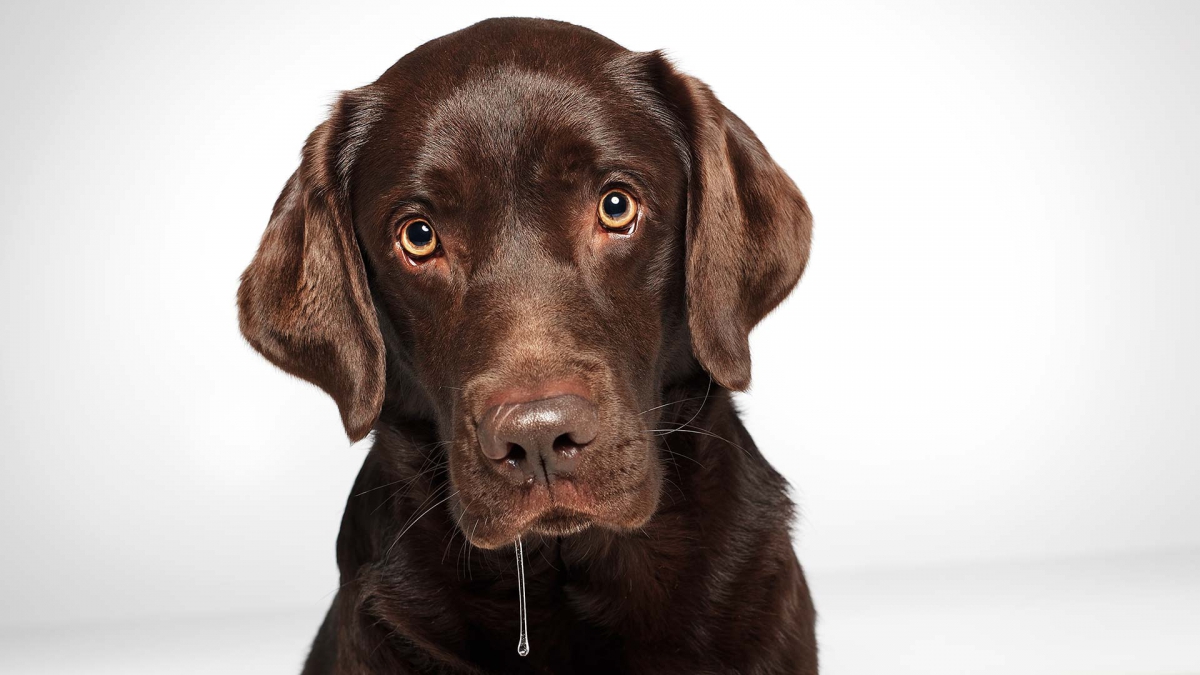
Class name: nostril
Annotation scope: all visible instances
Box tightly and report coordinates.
[477,393,599,467]
[552,433,581,453]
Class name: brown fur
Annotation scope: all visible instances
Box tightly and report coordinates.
[238,18,816,674]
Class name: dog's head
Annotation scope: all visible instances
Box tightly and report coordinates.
[238,19,810,549]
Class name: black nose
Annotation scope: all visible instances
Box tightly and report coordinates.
[477,394,600,484]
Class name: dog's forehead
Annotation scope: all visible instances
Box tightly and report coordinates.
[374,17,636,163]
[416,69,618,186]
[366,75,660,191]
[350,23,681,225]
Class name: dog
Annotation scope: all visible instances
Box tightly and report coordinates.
[238,17,816,674]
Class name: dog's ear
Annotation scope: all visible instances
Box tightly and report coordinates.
[651,56,813,391]
[237,94,385,441]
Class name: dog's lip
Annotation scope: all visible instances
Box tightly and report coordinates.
[455,500,597,548]
[510,480,599,530]
[527,507,593,534]
[456,467,658,547]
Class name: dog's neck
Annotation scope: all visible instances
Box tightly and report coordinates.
[326,382,802,672]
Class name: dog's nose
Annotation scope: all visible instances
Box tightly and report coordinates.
[477,394,599,483]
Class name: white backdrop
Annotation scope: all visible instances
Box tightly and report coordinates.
[1,0,1197,629]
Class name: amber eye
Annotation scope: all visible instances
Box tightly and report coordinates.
[398,218,438,258]
[598,189,638,231]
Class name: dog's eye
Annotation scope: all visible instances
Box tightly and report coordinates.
[398,218,438,258]
[598,189,638,231]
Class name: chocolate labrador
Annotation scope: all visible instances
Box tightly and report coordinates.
[238,17,816,674]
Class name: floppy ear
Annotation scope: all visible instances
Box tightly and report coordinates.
[655,58,813,391]
[237,98,385,441]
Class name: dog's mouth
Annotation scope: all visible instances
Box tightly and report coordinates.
[450,454,662,549]
[451,482,603,549]
[528,507,593,537]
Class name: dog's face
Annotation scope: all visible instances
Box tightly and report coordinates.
[238,19,811,549]
[353,51,690,547]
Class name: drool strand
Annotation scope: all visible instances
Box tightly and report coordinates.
[515,537,530,657]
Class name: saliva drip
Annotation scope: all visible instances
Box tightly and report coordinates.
[515,537,530,657]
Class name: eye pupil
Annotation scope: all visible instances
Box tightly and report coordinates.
[603,193,628,218]
[408,221,433,247]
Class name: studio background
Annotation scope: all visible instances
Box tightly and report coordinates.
[2,1,1197,673]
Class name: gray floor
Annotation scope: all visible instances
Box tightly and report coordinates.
[2,549,1197,674]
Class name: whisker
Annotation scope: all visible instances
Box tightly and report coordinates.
[355,441,450,498]
[669,377,712,432]
[638,394,711,416]
[385,489,458,561]
[467,520,479,580]
[661,437,689,505]
[644,425,750,456]
[358,460,444,499]
[441,526,460,566]
[390,482,449,536]
[353,477,410,498]
[369,459,448,515]
[442,496,473,566]
[661,447,705,469]
[537,542,560,572]
[447,497,474,572]
[457,533,468,579]
[659,475,683,506]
